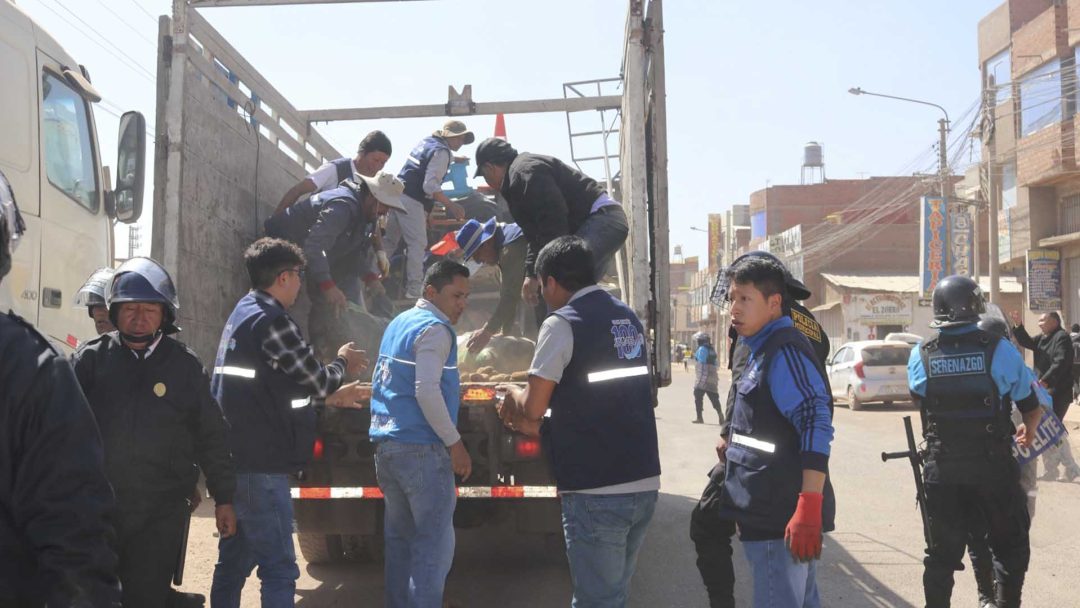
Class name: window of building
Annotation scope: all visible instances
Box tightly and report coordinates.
[985,49,1011,107]
[1062,193,1080,235]
[1001,162,1017,210]
[751,211,766,239]
[41,72,99,211]
[1019,59,1063,137]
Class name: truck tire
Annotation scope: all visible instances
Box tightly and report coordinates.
[297,533,344,564]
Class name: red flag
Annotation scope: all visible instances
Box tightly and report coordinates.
[429,231,459,256]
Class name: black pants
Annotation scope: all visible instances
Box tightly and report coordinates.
[924,480,1030,608]
[694,388,722,418]
[116,501,189,608]
[689,464,736,608]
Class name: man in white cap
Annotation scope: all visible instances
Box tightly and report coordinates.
[387,120,474,299]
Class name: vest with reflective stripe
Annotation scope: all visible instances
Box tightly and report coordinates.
[919,329,1016,484]
[397,137,450,212]
[542,289,660,491]
[369,306,460,445]
[211,291,314,473]
[719,325,836,538]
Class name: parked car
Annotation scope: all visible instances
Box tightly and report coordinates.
[883,332,922,346]
[826,340,913,410]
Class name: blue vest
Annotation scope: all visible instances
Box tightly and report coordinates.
[211,291,315,473]
[398,136,450,212]
[720,326,836,538]
[919,328,1015,483]
[265,183,375,268]
[369,306,460,445]
[542,289,660,491]
[329,157,353,185]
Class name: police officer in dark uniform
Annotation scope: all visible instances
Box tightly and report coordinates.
[75,267,117,335]
[907,275,1042,608]
[0,171,121,606]
[72,257,237,608]
[690,250,830,608]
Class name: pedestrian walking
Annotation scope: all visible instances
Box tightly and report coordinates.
[1070,323,1080,401]
[911,276,1042,608]
[496,236,660,608]
[72,257,238,608]
[0,170,122,607]
[210,238,370,607]
[692,332,722,424]
[710,254,835,608]
[369,260,473,608]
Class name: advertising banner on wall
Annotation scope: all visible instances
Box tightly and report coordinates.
[1027,248,1062,312]
[949,205,975,278]
[707,213,722,271]
[846,293,913,326]
[767,224,804,282]
[920,196,947,297]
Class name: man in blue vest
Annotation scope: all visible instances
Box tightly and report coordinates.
[271,130,392,216]
[265,170,405,321]
[387,121,474,299]
[210,237,369,607]
[431,217,528,353]
[692,332,722,424]
[369,260,473,608]
[909,275,1042,608]
[496,235,660,608]
[715,254,835,608]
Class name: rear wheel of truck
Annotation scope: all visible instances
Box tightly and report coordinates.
[298,533,344,564]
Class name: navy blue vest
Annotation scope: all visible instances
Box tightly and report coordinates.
[265,183,375,270]
[919,328,1016,483]
[398,136,450,212]
[720,326,836,538]
[212,291,315,473]
[542,289,660,491]
[330,157,353,184]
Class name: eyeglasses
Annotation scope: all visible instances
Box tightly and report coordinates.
[281,267,306,280]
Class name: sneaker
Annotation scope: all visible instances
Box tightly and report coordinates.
[1040,470,1060,482]
[692,418,704,424]
[1066,469,1079,483]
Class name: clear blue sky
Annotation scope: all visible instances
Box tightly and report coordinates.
[17,0,996,261]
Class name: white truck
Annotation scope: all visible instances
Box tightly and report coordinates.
[150,0,670,562]
[0,0,146,349]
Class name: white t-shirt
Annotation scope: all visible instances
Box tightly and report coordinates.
[306,159,351,193]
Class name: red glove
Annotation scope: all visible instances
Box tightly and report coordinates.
[784,492,824,562]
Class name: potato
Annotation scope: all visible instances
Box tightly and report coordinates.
[509,371,529,382]
[490,373,510,382]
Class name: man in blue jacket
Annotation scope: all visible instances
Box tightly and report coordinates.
[497,236,660,607]
[369,260,473,608]
[716,254,835,608]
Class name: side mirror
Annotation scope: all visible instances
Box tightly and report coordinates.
[113,111,146,224]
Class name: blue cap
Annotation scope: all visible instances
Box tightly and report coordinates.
[455,218,498,260]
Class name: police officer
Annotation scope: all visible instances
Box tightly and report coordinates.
[690,250,830,608]
[76,267,117,335]
[0,171,121,606]
[72,257,238,608]
[908,275,1042,608]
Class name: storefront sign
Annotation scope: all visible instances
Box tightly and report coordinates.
[949,205,975,278]
[848,293,913,325]
[707,213,723,271]
[1027,248,1062,312]
[920,196,947,297]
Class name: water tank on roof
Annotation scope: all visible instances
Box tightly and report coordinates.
[803,142,823,167]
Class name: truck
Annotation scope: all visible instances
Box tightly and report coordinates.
[0,0,146,350]
[150,0,670,562]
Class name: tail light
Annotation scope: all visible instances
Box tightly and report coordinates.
[514,436,542,459]
[853,361,865,379]
[312,437,325,461]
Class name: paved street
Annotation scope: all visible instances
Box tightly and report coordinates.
[180,365,1080,606]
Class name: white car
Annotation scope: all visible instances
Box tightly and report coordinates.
[884,332,923,346]
[826,340,913,410]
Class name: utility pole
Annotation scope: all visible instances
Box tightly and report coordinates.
[981,87,1001,304]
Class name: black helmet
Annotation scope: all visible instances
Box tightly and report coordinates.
[930,275,985,328]
[694,332,710,345]
[0,170,26,282]
[74,267,116,313]
[711,250,811,308]
[977,303,1012,340]
[106,257,180,337]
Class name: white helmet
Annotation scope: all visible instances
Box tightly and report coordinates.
[0,170,26,282]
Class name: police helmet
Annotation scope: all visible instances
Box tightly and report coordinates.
[711,250,812,308]
[977,303,1012,340]
[930,275,985,328]
[106,257,180,335]
[0,170,26,282]
[74,267,116,313]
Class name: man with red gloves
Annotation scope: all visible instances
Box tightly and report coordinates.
[716,255,835,607]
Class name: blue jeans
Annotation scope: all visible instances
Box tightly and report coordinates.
[560,490,657,608]
[575,204,629,281]
[741,539,820,608]
[211,473,299,608]
[375,441,457,608]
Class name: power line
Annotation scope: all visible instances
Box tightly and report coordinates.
[91,0,157,47]
[40,0,156,80]
[127,0,159,24]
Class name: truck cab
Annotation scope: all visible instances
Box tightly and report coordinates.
[0,0,145,348]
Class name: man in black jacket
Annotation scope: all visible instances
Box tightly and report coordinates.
[73,257,237,608]
[474,138,629,309]
[0,170,121,607]
[1011,310,1073,420]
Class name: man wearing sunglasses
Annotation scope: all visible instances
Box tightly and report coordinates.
[210,237,370,607]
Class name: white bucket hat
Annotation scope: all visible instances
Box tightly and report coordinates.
[356,171,407,212]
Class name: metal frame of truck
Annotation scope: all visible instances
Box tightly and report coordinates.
[153,0,668,562]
